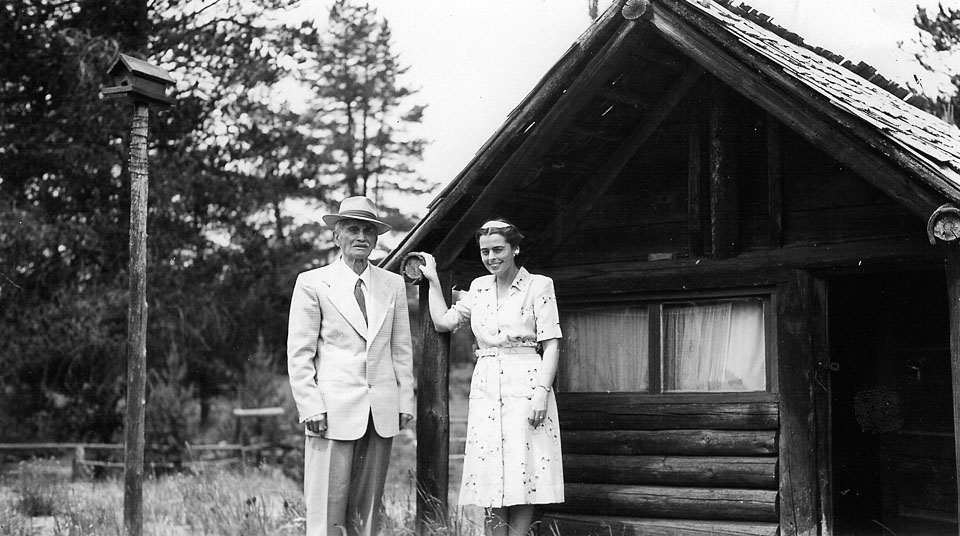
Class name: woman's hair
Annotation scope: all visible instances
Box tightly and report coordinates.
[475,218,525,249]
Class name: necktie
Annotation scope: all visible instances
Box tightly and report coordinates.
[354,279,368,325]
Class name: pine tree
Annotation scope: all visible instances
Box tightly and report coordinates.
[297,0,429,205]
[911,4,960,125]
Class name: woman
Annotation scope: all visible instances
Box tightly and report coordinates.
[418,219,563,536]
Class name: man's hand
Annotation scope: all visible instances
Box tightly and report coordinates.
[400,413,414,430]
[305,413,327,435]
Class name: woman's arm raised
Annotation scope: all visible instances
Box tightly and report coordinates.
[417,252,459,333]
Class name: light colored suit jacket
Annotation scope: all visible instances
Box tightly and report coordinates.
[287,261,415,440]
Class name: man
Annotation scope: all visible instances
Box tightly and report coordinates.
[287,196,415,536]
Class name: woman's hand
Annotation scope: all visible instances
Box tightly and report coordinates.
[528,386,549,428]
[417,252,439,283]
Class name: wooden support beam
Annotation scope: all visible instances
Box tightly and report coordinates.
[567,124,620,143]
[810,276,834,536]
[650,2,948,219]
[709,81,740,259]
[382,1,629,272]
[597,86,649,110]
[415,275,451,534]
[530,65,704,264]
[776,271,821,536]
[767,113,783,247]
[632,45,683,68]
[946,244,960,525]
[431,18,644,268]
[687,96,707,257]
[546,236,941,295]
[928,204,960,523]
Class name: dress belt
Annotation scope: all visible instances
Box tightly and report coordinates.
[475,346,538,358]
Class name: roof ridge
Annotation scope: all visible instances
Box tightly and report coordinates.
[713,0,933,110]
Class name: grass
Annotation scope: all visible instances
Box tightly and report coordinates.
[0,455,484,536]
[0,362,484,536]
[0,459,306,536]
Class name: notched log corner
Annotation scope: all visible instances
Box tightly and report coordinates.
[926,203,960,245]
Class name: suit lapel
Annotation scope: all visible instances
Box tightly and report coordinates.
[367,268,391,339]
[320,267,368,339]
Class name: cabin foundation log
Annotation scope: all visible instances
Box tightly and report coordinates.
[548,483,778,522]
[415,274,451,534]
[542,512,779,536]
[562,429,776,456]
[563,454,777,488]
[558,394,778,430]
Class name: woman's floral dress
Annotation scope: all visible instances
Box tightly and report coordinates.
[441,267,564,508]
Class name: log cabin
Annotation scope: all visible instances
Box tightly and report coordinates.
[382,0,960,534]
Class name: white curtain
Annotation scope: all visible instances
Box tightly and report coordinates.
[559,307,648,392]
[663,299,765,392]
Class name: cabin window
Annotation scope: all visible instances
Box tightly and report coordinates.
[559,294,771,393]
[558,306,649,391]
[662,298,766,392]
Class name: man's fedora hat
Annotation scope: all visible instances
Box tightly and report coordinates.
[322,196,392,235]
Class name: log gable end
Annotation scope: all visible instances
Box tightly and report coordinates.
[385,1,960,534]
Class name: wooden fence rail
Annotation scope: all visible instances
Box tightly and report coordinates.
[0,442,276,479]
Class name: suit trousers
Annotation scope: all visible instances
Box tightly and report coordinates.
[304,416,393,536]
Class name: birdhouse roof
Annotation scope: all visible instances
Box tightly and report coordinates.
[109,54,175,85]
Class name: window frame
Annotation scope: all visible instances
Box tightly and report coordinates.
[559,287,779,396]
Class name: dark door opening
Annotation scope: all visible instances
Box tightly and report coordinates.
[829,270,956,535]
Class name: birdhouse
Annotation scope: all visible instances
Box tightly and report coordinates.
[102,53,175,106]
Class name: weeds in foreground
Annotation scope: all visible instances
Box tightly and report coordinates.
[13,466,60,517]
[0,462,303,536]
[1,459,488,536]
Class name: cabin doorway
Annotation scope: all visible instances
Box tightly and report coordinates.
[828,270,956,535]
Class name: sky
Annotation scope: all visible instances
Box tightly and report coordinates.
[290,0,960,219]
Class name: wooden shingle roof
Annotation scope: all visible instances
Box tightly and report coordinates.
[693,0,960,190]
[383,0,960,271]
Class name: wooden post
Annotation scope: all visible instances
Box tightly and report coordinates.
[766,113,783,248]
[776,271,822,536]
[103,53,173,536]
[709,81,740,259]
[416,274,451,534]
[945,245,960,523]
[927,203,960,522]
[687,93,706,257]
[123,102,150,536]
[72,445,90,481]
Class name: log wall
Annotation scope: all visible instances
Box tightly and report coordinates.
[543,393,780,535]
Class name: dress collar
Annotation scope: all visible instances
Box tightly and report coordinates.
[479,266,530,293]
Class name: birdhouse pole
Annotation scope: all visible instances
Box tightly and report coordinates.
[123,101,150,536]
[102,53,174,536]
